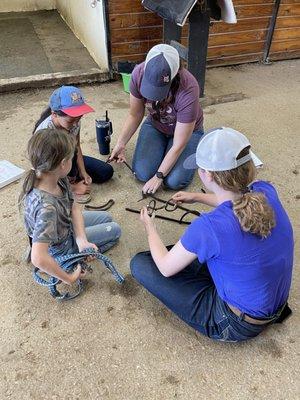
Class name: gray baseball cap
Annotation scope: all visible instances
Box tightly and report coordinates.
[184,127,263,171]
[140,44,180,101]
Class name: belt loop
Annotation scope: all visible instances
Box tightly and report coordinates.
[238,312,245,322]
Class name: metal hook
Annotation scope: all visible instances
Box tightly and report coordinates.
[91,0,100,8]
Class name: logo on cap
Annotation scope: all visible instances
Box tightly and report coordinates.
[71,92,82,104]
[162,75,170,83]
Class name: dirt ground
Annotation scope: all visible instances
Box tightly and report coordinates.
[0,60,299,400]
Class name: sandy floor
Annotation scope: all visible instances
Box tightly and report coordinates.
[0,60,299,400]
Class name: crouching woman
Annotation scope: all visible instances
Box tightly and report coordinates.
[130,127,294,342]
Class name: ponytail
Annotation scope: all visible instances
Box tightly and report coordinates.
[18,170,37,210]
[32,106,52,134]
[233,192,275,238]
[211,146,276,238]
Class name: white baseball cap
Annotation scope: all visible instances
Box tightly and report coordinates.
[183,127,263,171]
[140,44,180,101]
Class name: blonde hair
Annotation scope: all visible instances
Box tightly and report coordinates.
[19,128,75,208]
[210,147,276,238]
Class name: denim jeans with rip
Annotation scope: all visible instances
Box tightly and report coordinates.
[132,121,204,190]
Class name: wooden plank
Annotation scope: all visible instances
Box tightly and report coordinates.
[111,39,161,56]
[110,18,272,42]
[234,5,274,18]
[111,37,266,59]
[234,0,274,4]
[273,27,300,40]
[275,16,300,28]
[111,53,265,67]
[109,12,160,29]
[207,53,263,66]
[270,37,300,51]
[108,6,300,31]
[207,41,265,58]
[211,17,300,35]
[210,17,270,34]
[108,0,145,14]
[111,26,163,43]
[281,0,300,4]
[108,0,300,16]
[109,5,299,30]
[232,0,300,3]
[279,4,300,16]
[268,49,300,60]
[112,54,147,63]
[111,24,272,46]
[208,30,268,46]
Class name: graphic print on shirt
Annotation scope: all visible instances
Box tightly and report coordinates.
[145,101,177,127]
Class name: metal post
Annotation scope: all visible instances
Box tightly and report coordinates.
[263,0,281,64]
[102,0,113,74]
[188,7,210,97]
[163,19,182,44]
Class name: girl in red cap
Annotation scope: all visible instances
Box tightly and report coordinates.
[33,86,113,203]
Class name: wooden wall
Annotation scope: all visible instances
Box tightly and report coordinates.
[269,0,300,60]
[108,0,300,67]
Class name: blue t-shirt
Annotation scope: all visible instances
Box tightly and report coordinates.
[180,181,294,318]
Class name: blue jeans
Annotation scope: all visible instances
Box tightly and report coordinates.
[132,121,203,190]
[49,211,121,257]
[130,250,266,342]
[70,154,113,184]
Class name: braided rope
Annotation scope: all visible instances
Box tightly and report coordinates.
[33,248,124,300]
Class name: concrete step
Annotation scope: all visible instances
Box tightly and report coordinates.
[0,68,111,93]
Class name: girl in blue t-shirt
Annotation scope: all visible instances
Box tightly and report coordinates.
[130,127,294,342]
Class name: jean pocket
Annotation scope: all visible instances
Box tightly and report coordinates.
[222,320,264,342]
[218,324,240,343]
[211,316,232,342]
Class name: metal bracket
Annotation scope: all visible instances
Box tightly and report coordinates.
[90,0,101,8]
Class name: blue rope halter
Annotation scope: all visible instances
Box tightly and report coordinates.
[32,248,125,300]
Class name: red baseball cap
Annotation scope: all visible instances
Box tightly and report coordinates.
[50,86,94,117]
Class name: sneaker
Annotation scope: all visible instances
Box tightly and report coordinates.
[75,193,91,204]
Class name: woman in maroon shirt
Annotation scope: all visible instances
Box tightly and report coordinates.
[109,44,204,194]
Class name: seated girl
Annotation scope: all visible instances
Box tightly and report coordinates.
[33,85,113,203]
[131,127,294,342]
[20,128,121,286]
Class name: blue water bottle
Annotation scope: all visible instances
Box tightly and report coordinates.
[96,111,113,155]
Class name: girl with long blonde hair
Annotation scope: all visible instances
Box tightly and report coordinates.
[131,127,294,342]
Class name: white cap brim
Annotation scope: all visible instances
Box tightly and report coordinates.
[183,150,263,170]
[250,151,263,168]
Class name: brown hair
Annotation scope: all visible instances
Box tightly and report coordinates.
[19,128,75,207]
[210,147,276,238]
[32,106,67,134]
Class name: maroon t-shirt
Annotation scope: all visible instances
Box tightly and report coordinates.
[130,62,203,136]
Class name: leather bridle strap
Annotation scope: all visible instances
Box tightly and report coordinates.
[84,199,115,211]
[141,193,201,217]
[125,207,191,225]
